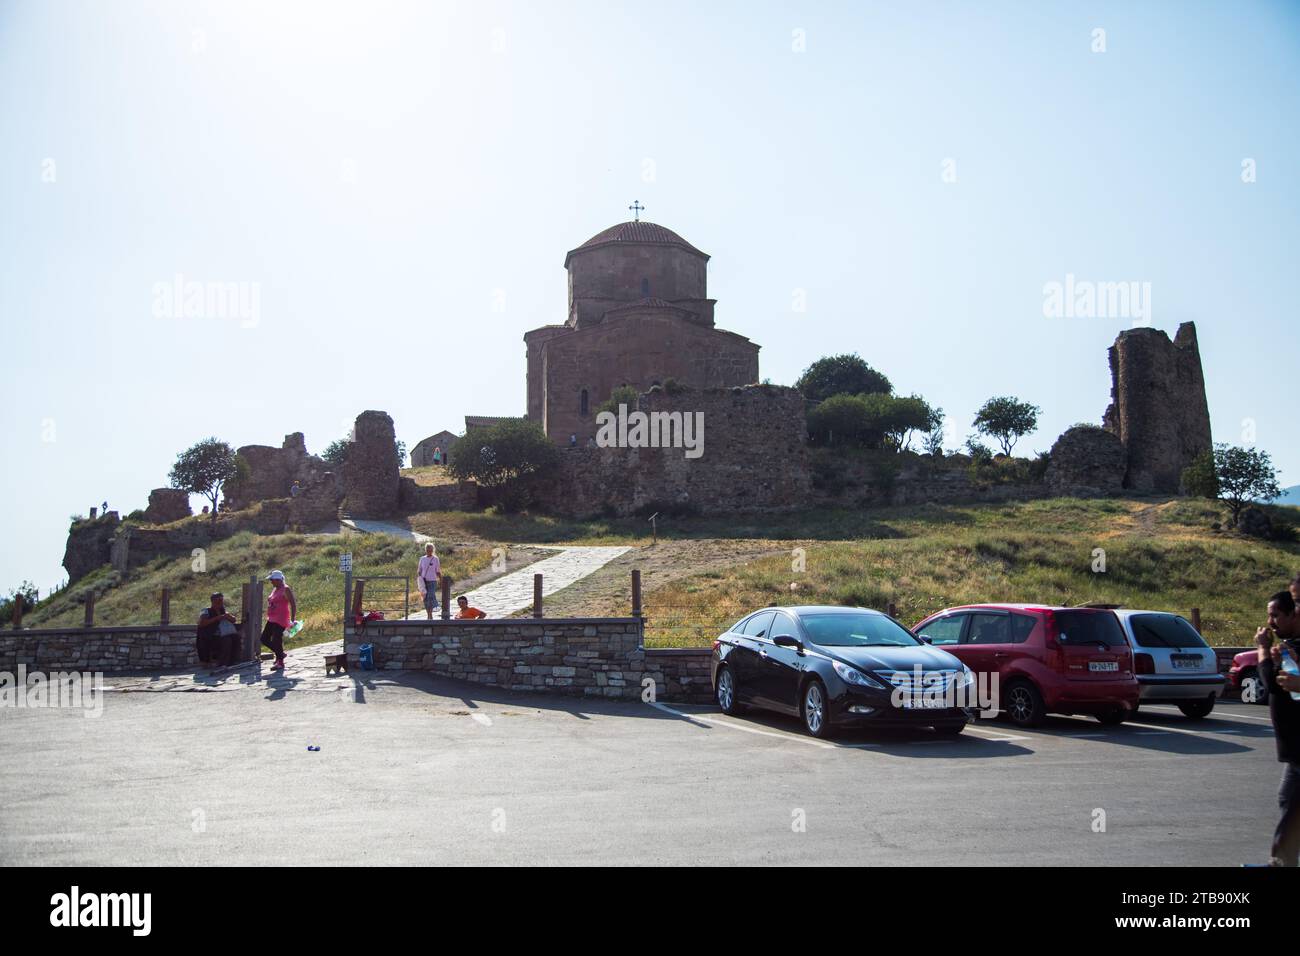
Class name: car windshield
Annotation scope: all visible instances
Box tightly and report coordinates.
[799,612,921,647]
[1128,613,1209,649]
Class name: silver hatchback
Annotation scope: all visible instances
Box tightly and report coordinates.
[1113,609,1225,718]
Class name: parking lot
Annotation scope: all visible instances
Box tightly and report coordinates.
[0,671,1281,866]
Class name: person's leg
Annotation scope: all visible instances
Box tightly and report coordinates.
[260,622,286,665]
[1272,762,1300,866]
[423,587,434,619]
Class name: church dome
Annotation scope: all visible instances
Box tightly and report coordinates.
[564,221,708,267]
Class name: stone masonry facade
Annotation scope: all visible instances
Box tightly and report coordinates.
[0,625,199,672]
[535,383,811,517]
[346,618,648,699]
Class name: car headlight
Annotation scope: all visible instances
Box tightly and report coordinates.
[832,660,886,689]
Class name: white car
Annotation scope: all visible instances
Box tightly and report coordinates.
[1113,609,1225,718]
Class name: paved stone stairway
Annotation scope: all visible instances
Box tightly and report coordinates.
[407,545,631,619]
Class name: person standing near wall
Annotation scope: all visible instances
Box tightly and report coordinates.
[262,570,296,671]
[417,543,441,619]
[1256,589,1300,865]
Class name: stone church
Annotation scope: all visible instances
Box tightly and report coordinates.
[524,220,760,442]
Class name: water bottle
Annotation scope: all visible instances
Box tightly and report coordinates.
[284,619,304,640]
[1281,645,1300,702]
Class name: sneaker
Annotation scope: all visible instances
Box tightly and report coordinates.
[272,659,286,671]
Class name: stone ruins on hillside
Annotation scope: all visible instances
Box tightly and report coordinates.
[1045,425,1127,496]
[342,410,401,517]
[223,432,336,510]
[1102,322,1213,493]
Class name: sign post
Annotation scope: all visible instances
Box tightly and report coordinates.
[340,552,353,640]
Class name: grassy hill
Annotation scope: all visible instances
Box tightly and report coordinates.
[27,529,493,651]
[23,496,1300,652]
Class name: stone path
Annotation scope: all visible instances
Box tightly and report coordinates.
[406,545,632,619]
[101,640,351,696]
[342,518,430,543]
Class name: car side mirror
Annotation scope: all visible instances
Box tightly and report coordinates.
[773,634,803,652]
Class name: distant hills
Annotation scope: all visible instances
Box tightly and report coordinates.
[1274,485,1300,507]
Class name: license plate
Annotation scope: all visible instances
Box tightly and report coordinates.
[901,697,949,709]
[1089,661,1119,672]
[1171,656,1202,670]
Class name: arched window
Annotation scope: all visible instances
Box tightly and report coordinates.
[640,278,650,297]
[580,389,589,417]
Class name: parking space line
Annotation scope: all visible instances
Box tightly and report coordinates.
[1141,705,1273,724]
[646,702,836,749]
[1123,718,1254,738]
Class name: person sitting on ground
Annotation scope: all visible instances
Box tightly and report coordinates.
[417,543,441,619]
[454,595,487,620]
[197,592,239,669]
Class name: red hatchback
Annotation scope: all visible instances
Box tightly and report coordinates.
[911,604,1139,727]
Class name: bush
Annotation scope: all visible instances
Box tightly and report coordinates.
[447,418,560,512]
[796,354,892,403]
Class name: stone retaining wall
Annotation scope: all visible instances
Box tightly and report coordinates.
[346,617,648,699]
[0,626,199,672]
[645,647,714,703]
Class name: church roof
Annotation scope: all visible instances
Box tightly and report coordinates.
[564,221,708,267]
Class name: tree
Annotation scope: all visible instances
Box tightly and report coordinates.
[596,385,641,417]
[169,438,243,522]
[0,580,38,623]
[923,407,946,458]
[1180,450,1219,500]
[882,394,936,451]
[973,396,1041,456]
[806,393,872,445]
[447,418,560,511]
[795,354,892,403]
[1202,444,1281,527]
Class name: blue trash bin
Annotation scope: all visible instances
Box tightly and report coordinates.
[359,643,375,670]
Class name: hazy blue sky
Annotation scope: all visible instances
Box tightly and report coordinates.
[2,0,1298,594]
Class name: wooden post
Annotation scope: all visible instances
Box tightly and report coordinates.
[351,580,366,620]
[241,583,252,660]
[441,576,451,620]
[83,592,95,627]
[887,601,897,620]
[1191,607,1202,634]
[252,580,264,661]
[89,507,97,520]
[160,588,170,625]
[11,594,23,629]
[631,569,642,618]
[533,573,543,618]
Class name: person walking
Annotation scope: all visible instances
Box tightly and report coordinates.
[417,543,441,619]
[1256,589,1300,865]
[262,570,296,671]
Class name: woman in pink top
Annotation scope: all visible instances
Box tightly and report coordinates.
[262,569,296,671]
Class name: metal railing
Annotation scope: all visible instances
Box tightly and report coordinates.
[351,576,411,621]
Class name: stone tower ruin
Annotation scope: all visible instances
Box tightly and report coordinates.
[1102,321,1212,493]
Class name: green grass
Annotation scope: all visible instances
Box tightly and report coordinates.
[637,497,1300,647]
[27,532,493,650]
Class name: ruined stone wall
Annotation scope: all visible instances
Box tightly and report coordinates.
[142,488,192,524]
[1046,425,1126,496]
[1103,322,1212,493]
[398,478,478,513]
[538,318,760,443]
[535,384,809,517]
[224,432,334,510]
[62,513,121,583]
[342,411,400,517]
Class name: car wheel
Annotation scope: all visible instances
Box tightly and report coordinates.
[1096,708,1128,725]
[1240,672,1269,705]
[933,721,967,736]
[801,679,834,739]
[1178,698,1215,719]
[715,665,745,716]
[1004,681,1045,728]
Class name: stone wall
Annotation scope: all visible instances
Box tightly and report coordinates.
[63,512,121,583]
[644,647,714,703]
[398,477,479,513]
[1046,425,1126,496]
[342,411,400,517]
[224,432,336,511]
[110,502,292,574]
[142,489,191,524]
[535,384,810,517]
[1103,322,1212,493]
[0,625,199,672]
[345,618,647,699]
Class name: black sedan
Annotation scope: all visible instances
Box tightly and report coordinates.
[711,606,975,738]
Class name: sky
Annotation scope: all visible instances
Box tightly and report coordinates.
[2,0,1298,595]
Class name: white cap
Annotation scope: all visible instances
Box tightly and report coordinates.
[267,570,286,582]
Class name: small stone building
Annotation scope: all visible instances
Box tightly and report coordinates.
[410,430,458,466]
[524,221,760,443]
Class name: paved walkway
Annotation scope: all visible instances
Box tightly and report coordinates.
[342,518,430,543]
[408,545,631,619]
[101,640,351,696]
